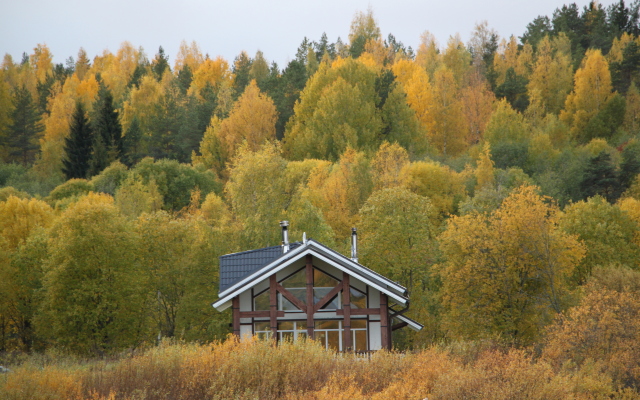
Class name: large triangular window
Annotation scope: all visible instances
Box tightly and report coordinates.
[313,268,340,309]
[279,268,306,311]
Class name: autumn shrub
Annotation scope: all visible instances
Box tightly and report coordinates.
[543,277,640,389]
[47,178,94,203]
[2,337,637,400]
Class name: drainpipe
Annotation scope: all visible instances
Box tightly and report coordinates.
[280,221,290,253]
[351,227,358,263]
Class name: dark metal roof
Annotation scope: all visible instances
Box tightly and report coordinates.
[219,242,301,293]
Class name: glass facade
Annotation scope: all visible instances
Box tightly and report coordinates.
[251,266,369,351]
[253,319,368,351]
[314,319,368,351]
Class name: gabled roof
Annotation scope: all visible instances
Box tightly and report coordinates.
[213,239,409,312]
[219,242,302,293]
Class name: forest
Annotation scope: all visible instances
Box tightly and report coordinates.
[3,1,640,398]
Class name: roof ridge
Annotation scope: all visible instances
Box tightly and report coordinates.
[220,242,303,258]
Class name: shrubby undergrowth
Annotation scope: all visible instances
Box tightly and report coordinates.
[1,336,639,400]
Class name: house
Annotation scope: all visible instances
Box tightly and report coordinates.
[212,221,423,351]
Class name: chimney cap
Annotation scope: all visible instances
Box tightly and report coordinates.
[280,220,289,228]
[352,227,357,233]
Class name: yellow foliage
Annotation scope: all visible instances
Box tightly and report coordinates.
[439,185,585,343]
[174,40,204,72]
[441,34,472,86]
[306,148,372,237]
[544,284,640,388]
[427,66,467,155]
[29,43,53,84]
[34,72,98,180]
[493,36,520,87]
[217,80,277,161]
[475,142,495,191]
[1,339,630,400]
[371,142,410,190]
[618,196,640,248]
[120,74,163,133]
[528,36,573,114]
[415,31,441,78]
[624,83,640,133]
[393,60,432,128]
[607,32,635,64]
[188,56,233,98]
[400,160,466,216]
[460,74,495,144]
[0,196,53,250]
[561,49,613,139]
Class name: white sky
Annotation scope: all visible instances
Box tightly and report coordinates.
[0,0,622,69]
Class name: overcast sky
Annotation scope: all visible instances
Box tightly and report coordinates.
[0,0,622,69]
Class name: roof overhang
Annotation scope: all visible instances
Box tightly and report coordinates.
[213,240,408,311]
[396,314,424,331]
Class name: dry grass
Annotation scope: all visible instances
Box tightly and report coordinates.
[0,336,638,400]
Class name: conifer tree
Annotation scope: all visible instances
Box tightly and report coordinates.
[90,83,122,175]
[62,101,93,179]
[580,150,621,202]
[151,46,169,81]
[122,116,142,167]
[5,85,43,166]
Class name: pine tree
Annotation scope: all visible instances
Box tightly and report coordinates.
[151,46,169,81]
[620,139,640,191]
[177,64,193,94]
[232,51,252,99]
[122,116,142,167]
[5,85,43,166]
[581,150,621,202]
[62,101,93,179]
[90,83,122,175]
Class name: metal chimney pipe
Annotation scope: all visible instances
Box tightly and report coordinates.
[351,227,358,263]
[280,221,290,253]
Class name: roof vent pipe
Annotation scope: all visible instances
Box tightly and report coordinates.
[280,221,290,253]
[351,227,358,263]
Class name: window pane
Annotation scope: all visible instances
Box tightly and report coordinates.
[254,321,270,332]
[289,288,307,305]
[282,268,307,290]
[351,319,367,329]
[350,288,367,309]
[281,331,294,342]
[314,268,338,288]
[316,331,327,348]
[315,320,340,330]
[280,294,302,311]
[254,290,270,311]
[296,321,307,330]
[297,332,307,340]
[328,331,340,351]
[354,330,367,352]
[278,321,293,330]
[314,288,340,309]
[313,287,331,304]
[319,294,340,310]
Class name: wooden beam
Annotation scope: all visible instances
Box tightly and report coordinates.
[392,321,408,331]
[239,311,284,318]
[336,308,380,316]
[342,273,351,351]
[313,282,344,312]
[276,282,307,313]
[270,275,278,343]
[232,296,240,337]
[306,255,314,339]
[380,293,389,350]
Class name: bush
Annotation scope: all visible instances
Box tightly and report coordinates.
[1,338,634,400]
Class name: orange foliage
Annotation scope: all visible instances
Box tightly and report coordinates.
[2,338,634,400]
